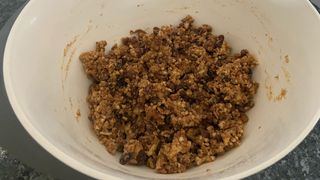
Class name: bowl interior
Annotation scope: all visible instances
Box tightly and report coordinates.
[4,0,320,179]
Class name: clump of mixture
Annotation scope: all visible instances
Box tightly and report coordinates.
[80,15,258,174]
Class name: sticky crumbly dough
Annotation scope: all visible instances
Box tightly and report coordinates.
[79,15,258,174]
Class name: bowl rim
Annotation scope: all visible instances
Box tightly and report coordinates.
[3,0,320,179]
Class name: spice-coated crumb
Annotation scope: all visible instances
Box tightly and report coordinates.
[80,15,258,173]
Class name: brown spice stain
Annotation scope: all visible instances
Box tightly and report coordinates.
[264,69,273,101]
[68,97,73,109]
[284,55,290,64]
[99,13,103,16]
[264,33,273,44]
[264,33,272,39]
[250,6,271,32]
[65,48,76,80]
[250,6,264,26]
[265,81,288,102]
[63,36,78,57]
[275,88,287,101]
[264,70,287,102]
[251,36,263,54]
[75,108,81,122]
[281,66,291,83]
[265,84,273,101]
[62,35,80,92]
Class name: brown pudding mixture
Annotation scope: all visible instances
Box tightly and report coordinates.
[80,15,258,174]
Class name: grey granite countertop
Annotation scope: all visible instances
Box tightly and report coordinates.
[0,0,319,179]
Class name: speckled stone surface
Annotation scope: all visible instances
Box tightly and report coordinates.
[0,0,25,28]
[0,0,319,179]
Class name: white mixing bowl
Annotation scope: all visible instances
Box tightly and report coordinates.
[3,0,320,179]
